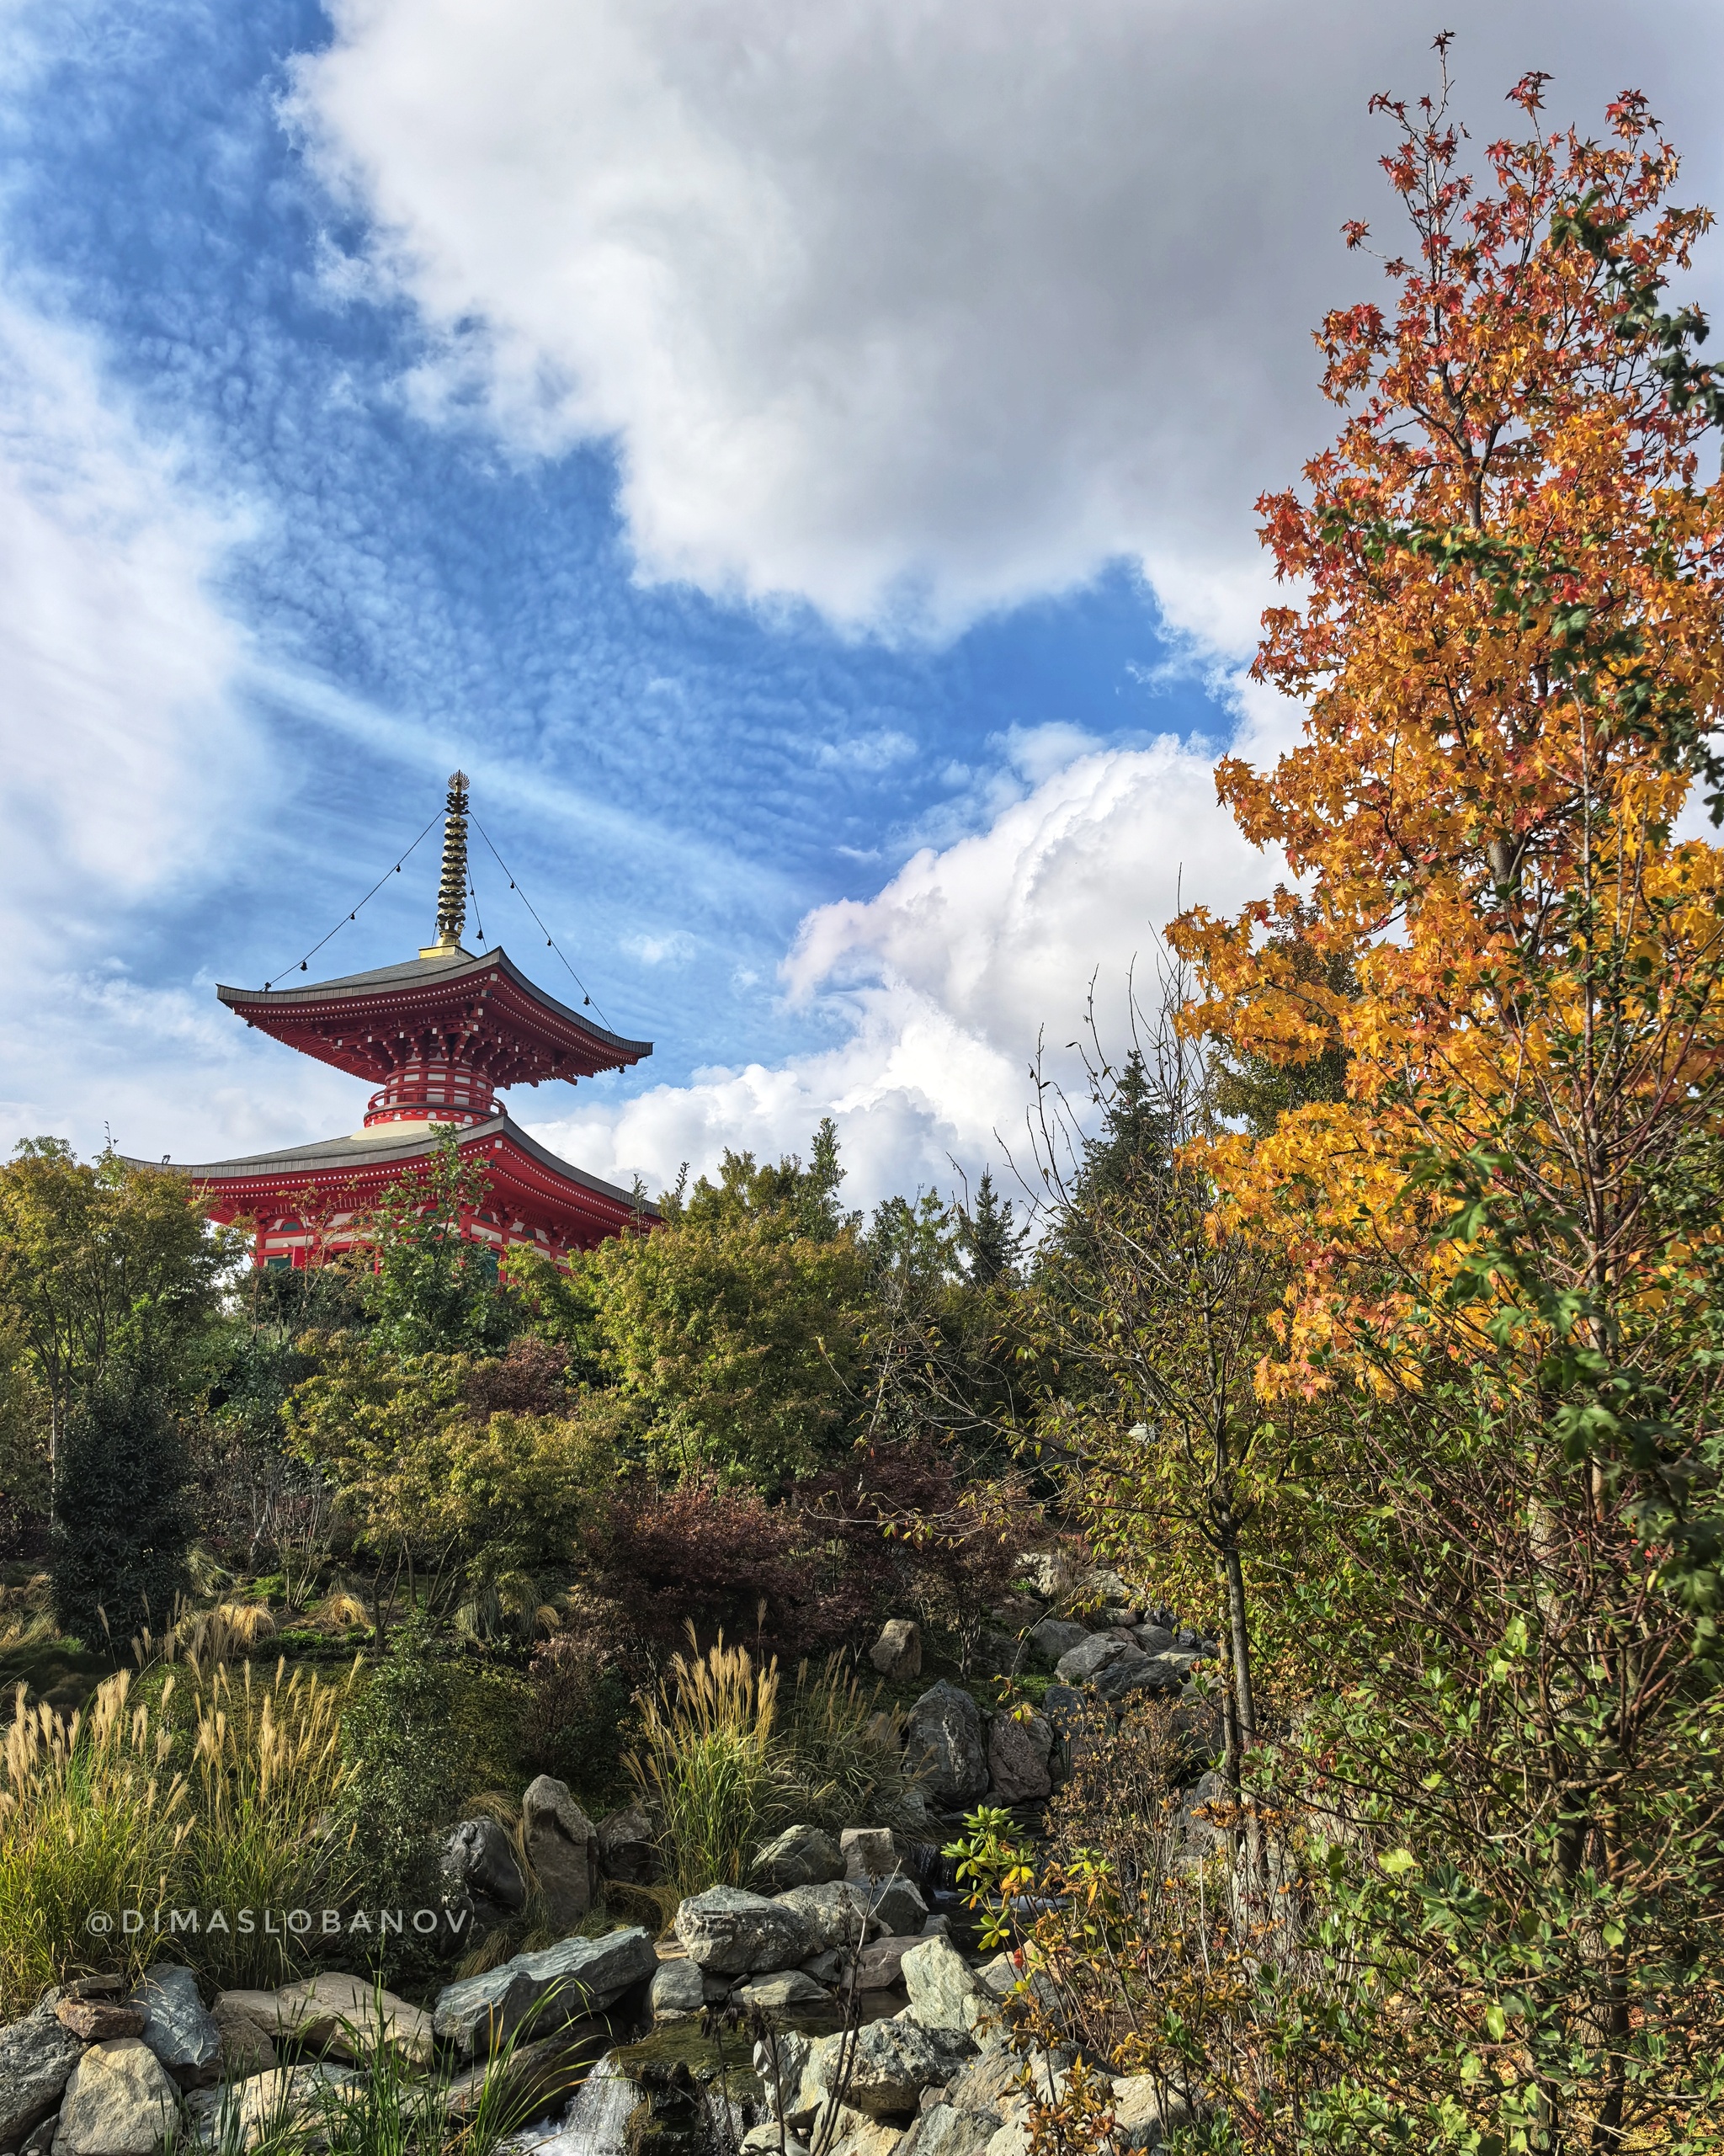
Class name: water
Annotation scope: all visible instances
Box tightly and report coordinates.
[504,2053,640,2156]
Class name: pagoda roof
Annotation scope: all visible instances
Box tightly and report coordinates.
[216,945,652,1091]
[159,1110,660,1232]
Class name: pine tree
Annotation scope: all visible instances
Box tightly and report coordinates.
[959,1169,1028,1284]
[51,1367,192,1647]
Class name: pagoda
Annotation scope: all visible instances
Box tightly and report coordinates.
[178,775,657,1269]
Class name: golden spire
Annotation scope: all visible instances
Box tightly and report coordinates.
[421,771,471,959]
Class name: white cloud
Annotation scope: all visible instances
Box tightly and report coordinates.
[529,699,1290,1203]
[295,0,1723,648]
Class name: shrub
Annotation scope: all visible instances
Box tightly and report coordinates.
[51,1370,192,1646]
[519,1633,631,1817]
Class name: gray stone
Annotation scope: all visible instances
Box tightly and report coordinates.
[753,1825,846,1893]
[210,1999,275,2079]
[1094,1653,1195,1705]
[737,1972,832,2014]
[1129,1625,1176,1656]
[898,2107,1000,2156]
[522,1775,600,1934]
[800,1949,845,1987]
[272,1974,432,2068]
[776,1880,874,1952]
[804,2015,973,2121]
[649,1961,705,2023]
[1180,1771,1232,1860]
[855,1937,914,1991]
[1015,1552,1076,1601]
[985,1717,1051,1804]
[868,1875,929,1938]
[130,1968,220,2090]
[0,2001,86,2149]
[52,2041,177,2156]
[904,1683,988,1808]
[870,1621,923,1680]
[442,1815,527,1914]
[753,2029,812,2118]
[231,2065,358,2151]
[676,1887,817,1976]
[1052,1635,1128,1685]
[432,1925,656,2057]
[1079,1569,1134,1607]
[1108,2073,1193,2151]
[901,1938,980,2034]
[21,2115,59,2156]
[596,1803,657,1884]
[841,1827,898,1880]
[1026,1619,1088,1668]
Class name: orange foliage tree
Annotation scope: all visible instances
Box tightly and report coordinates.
[1165,52,1724,2152]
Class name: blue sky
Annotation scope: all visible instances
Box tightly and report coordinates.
[2,0,1719,1200]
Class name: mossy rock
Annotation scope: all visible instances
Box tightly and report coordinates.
[612,2021,764,2105]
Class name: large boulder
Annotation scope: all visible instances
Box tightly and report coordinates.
[0,1999,86,2148]
[596,1804,657,1885]
[433,1926,656,2057]
[774,1880,874,1952]
[855,1938,915,1991]
[900,1937,981,2034]
[986,1717,1051,1805]
[442,1816,527,1917]
[273,1974,432,2068]
[899,2107,1000,2156]
[130,1968,220,2090]
[53,2005,142,2046]
[1094,1653,1197,1706]
[870,1621,922,1680]
[231,2065,358,2151]
[1108,2073,1193,2151]
[1026,1620,1088,1669]
[1129,1624,1176,1657]
[1014,1552,1076,1602]
[1052,1635,1128,1686]
[1078,1569,1135,1609]
[753,1825,845,1893]
[210,1999,276,2080]
[737,1972,831,2014]
[676,1887,817,1976]
[522,1775,600,1933]
[807,2014,974,2120]
[904,1684,988,1809]
[841,1828,898,1882]
[52,2041,177,2156]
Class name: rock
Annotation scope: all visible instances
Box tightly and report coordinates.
[129,1968,220,2092]
[838,2015,974,2119]
[801,1948,845,1987]
[737,1972,832,2014]
[1052,1635,1129,1685]
[898,2107,1000,2156]
[855,1937,915,1990]
[441,2020,609,2126]
[987,1595,1046,1631]
[596,1803,657,1884]
[649,1962,705,2023]
[1179,1771,1232,1861]
[753,1825,846,1892]
[442,1816,527,1914]
[1108,2073,1193,2151]
[52,2041,178,2156]
[231,2065,358,2150]
[904,1683,988,1809]
[970,1629,1030,1681]
[54,2004,144,2044]
[676,1887,818,1976]
[0,2001,86,2149]
[944,2047,1028,2116]
[776,1880,875,1951]
[21,2116,59,2156]
[1129,1625,1176,1656]
[841,1827,899,1881]
[868,1875,930,1938]
[826,2115,907,2156]
[742,2131,812,2156]
[986,1717,1051,1804]
[1094,1653,1196,1705]
[870,1620,923,1680]
[522,1775,601,1934]
[1078,1569,1134,1607]
[210,1999,275,2080]
[753,2030,813,2117]
[1026,1619,1088,1668]
[433,1925,656,2057]
[273,1974,433,2068]
[1014,1552,1076,1601]
[901,1937,981,2034]
[919,1915,951,1940]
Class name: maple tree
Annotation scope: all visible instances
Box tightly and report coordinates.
[1165,51,1724,2152]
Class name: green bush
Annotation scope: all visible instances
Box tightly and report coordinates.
[518,1634,631,1817]
[51,1370,192,1647]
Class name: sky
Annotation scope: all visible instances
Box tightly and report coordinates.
[2,0,1721,1208]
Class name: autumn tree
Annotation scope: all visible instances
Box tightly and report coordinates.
[1171,55,1724,2150]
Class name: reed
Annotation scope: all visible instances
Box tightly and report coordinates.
[628,1631,788,1892]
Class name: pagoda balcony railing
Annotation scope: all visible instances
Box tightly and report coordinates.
[364,1057,496,1129]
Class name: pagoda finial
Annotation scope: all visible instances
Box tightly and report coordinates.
[426,771,470,957]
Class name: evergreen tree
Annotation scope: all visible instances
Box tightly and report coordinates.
[957,1169,1028,1285]
[51,1367,192,1646]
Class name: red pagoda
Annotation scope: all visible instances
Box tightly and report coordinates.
[178,775,657,1268]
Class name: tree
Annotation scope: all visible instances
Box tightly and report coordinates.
[1171,59,1724,2148]
[957,1169,1029,1286]
[0,1140,237,1500]
[358,1128,519,1357]
[50,1367,193,1646]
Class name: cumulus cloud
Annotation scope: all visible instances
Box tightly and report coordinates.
[529,694,1291,1204]
[296,0,1722,647]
